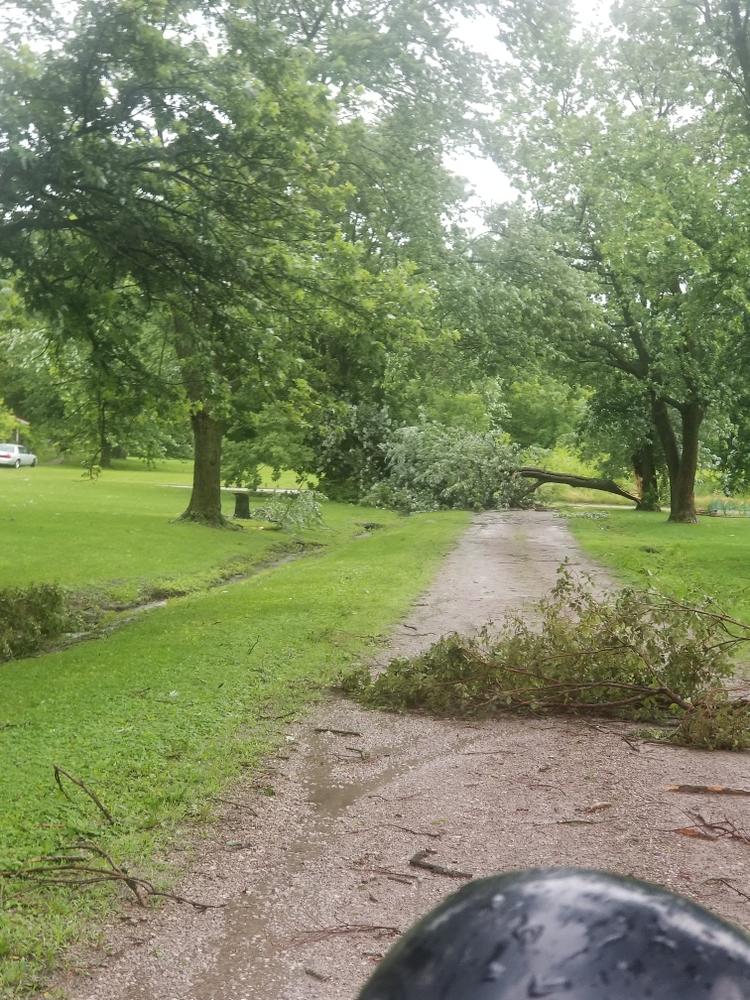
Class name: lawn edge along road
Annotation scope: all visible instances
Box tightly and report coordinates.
[565,507,750,622]
[0,508,469,998]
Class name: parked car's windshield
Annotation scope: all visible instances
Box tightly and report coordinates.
[0,444,16,450]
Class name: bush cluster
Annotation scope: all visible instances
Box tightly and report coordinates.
[343,567,750,750]
[363,422,532,513]
[0,584,72,661]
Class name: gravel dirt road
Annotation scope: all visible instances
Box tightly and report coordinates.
[60,511,750,1000]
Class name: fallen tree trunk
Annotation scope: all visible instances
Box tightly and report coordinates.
[518,468,642,507]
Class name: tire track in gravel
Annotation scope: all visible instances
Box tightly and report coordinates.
[60,511,750,1000]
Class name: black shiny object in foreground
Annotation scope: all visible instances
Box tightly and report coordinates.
[358,868,750,999]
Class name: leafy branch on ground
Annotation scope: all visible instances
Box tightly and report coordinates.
[251,491,326,531]
[363,423,533,513]
[343,566,750,750]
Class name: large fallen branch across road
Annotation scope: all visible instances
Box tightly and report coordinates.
[518,467,642,507]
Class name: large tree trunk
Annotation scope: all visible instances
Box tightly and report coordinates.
[518,468,642,506]
[650,395,702,524]
[669,404,703,524]
[632,445,660,511]
[171,307,231,528]
[180,410,227,526]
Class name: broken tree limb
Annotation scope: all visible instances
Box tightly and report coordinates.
[518,468,642,507]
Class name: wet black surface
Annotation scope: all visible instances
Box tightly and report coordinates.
[360,868,750,999]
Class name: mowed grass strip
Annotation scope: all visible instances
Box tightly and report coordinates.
[567,510,750,621]
[0,505,468,995]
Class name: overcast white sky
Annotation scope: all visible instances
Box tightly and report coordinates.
[448,0,611,214]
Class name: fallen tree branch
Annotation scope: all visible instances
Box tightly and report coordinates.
[518,467,642,506]
[344,568,750,750]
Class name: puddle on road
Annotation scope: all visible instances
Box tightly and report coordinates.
[181,733,409,1000]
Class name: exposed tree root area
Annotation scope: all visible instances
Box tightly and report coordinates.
[56,512,750,1000]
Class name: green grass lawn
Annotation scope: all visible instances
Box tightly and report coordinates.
[0,461,311,600]
[567,510,750,622]
[0,462,468,996]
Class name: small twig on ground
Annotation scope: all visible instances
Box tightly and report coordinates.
[291,924,401,945]
[666,784,750,797]
[671,811,750,845]
[707,878,750,904]
[575,719,642,754]
[53,765,114,825]
[304,967,331,982]
[409,849,473,880]
[0,840,224,911]
[314,727,363,737]
[357,866,417,885]
[345,823,442,839]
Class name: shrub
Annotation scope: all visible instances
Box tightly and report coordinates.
[363,422,532,513]
[0,584,72,661]
[343,567,750,747]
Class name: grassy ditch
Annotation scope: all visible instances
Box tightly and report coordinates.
[0,470,468,995]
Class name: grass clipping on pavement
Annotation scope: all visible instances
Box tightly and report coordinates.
[344,566,750,751]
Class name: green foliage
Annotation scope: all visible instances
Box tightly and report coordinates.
[250,491,325,531]
[0,399,17,440]
[364,422,532,513]
[488,1,750,519]
[673,690,750,752]
[345,568,741,731]
[503,375,584,449]
[0,584,71,661]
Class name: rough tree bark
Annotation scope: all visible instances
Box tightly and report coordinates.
[518,468,643,507]
[172,307,231,527]
[632,444,660,512]
[180,410,227,526]
[650,396,703,524]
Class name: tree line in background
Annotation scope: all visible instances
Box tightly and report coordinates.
[1,0,750,525]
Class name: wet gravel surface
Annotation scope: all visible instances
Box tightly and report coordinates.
[58,511,750,1000]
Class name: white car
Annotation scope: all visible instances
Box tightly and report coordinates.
[0,443,37,468]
